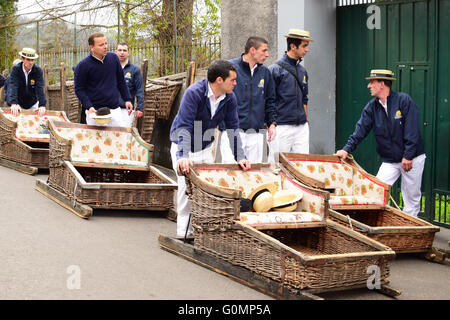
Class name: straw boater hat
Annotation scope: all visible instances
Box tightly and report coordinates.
[247,183,277,212]
[284,29,314,42]
[91,107,112,124]
[19,47,39,60]
[271,189,303,212]
[365,69,397,81]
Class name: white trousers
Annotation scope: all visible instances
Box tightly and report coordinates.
[268,123,309,163]
[170,142,214,237]
[219,130,265,163]
[16,101,39,110]
[85,107,125,127]
[120,108,135,128]
[376,154,426,217]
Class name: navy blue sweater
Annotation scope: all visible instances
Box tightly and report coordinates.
[7,62,47,108]
[228,56,276,131]
[118,61,145,112]
[343,91,425,163]
[74,52,131,110]
[269,53,309,125]
[170,78,245,161]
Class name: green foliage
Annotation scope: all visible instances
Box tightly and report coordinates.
[0,0,18,73]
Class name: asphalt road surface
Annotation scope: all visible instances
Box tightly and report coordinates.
[0,165,449,300]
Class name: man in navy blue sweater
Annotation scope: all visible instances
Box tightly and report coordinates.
[116,42,145,127]
[74,32,132,127]
[335,69,426,217]
[268,29,313,162]
[7,48,47,117]
[220,36,276,164]
[170,60,251,238]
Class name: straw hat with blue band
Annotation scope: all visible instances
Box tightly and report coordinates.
[19,47,39,60]
[272,189,303,212]
[284,29,314,42]
[247,183,277,212]
[366,69,397,81]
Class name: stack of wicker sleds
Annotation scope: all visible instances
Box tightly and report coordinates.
[0,107,70,175]
[278,153,443,262]
[35,120,177,219]
[159,163,400,300]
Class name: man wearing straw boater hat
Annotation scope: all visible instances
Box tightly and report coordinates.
[268,29,313,163]
[6,48,47,117]
[335,69,426,217]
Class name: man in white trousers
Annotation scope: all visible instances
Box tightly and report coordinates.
[335,69,426,217]
[116,42,145,127]
[219,36,277,164]
[170,60,251,239]
[268,29,313,162]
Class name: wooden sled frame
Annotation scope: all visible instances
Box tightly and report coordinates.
[0,108,70,175]
[278,152,391,210]
[278,153,444,263]
[161,163,401,299]
[36,160,177,219]
[158,229,401,300]
[36,120,177,219]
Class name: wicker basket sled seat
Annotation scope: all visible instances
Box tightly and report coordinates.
[278,153,441,258]
[0,107,70,174]
[34,120,177,219]
[166,163,397,297]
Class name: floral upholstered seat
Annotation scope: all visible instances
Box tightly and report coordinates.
[51,123,151,169]
[195,166,327,226]
[281,154,389,209]
[3,111,68,142]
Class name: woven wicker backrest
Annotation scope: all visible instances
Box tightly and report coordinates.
[194,164,328,221]
[0,108,69,142]
[49,121,153,169]
[280,153,388,207]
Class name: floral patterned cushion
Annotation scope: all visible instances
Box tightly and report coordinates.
[288,158,387,207]
[196,168,281,199]
[289,160,354,195]
[5,113,67,141]
[54,126,150,167]
[329,195,383,206]
[280,172,326,216]
[196,167,326,224]
[240,211,322,225]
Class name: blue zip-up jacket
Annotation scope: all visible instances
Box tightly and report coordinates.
[6,62,47,108]
[343,91,425,163]
[118,61,144,112]
[269,53,309,125]
[228,56,276,131]
[74,52,131,110]
[170,78,245,161]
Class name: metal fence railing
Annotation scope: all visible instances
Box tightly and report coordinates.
[1,37,221,80]
[433,189,450,228]
[337,0,376,6]
[390,184,450,228]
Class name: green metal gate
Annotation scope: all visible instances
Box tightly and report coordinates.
[337,0,450,227]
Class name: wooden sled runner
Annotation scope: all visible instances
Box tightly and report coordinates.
[278,153,444,263]
[35,120,177,219]
[159,163,400,299]
[0,108,70,175]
